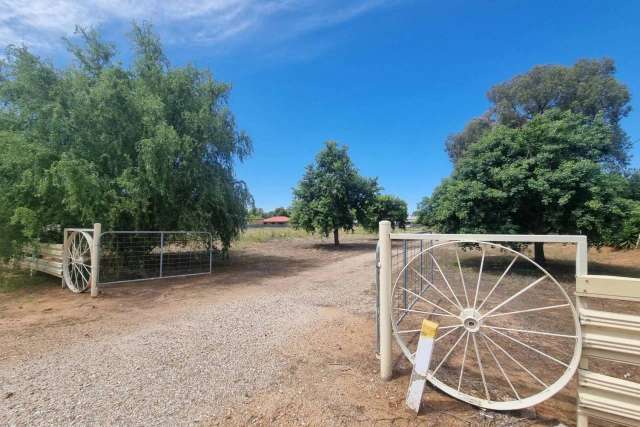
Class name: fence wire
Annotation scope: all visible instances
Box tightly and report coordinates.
[375,238,435,354]
[99,231,212,284]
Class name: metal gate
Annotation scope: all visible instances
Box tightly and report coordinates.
[62,224,213,295]
[99,231,212,284]
[376,220,588,410]
[375,237,436,354]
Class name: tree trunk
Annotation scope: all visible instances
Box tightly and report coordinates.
[534,242,545,264]
[333,228,340,246]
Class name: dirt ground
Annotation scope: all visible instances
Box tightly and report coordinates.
[1,236,639,426]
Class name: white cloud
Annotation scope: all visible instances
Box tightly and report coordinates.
[0,0,392,50]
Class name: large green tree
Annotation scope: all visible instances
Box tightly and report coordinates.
[290,141,378,245]
[0,24,252,256]
[419,109,634,262]
[446,59,631,167]
[366,194,408,231]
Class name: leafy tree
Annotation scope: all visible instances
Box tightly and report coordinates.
[445,116,492,164]
[247,207,266,222]
[447,59,631,166]
[290,141,378,245]
[268,207,290,217]
[366,195,408,230]
[418,109,630,262]
[0,23,252,257]
[627,170,640,201]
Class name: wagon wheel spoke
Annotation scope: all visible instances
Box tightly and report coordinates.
[430,330,467,378]
[435,325,462,343]
[410,267,463,311]
[472,248,485,309]
[472,333,490,400]
[455,249,470,307]
[395,307,458,318]
[476,255,519,312]
[486,327,569,367]
[480,275,548,319]
[480,332,548,388]
[400,287,458,317]
[457,332,470,392]
[482,325,577,339]
[426,252,464,309]
[484,303,570,319]
[481,335,520,400]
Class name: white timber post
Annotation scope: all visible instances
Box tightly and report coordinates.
[406,319,439,412]
[90,223,101,298]
[575,235,589,376]
[62,228,68,289]
[576,235,588,277]
[379,220,393,381]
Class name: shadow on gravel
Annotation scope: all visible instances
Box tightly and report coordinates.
[99,252,323,298]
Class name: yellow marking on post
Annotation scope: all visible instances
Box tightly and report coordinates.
[407,319,440,413]
[420,319,439,338]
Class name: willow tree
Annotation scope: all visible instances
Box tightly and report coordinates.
[0,24,252,256]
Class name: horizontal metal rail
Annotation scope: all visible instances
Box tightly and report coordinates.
[101,230,212,235]
[98,231,213,285]
[391,233,586,243]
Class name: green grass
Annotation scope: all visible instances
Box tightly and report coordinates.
[0,265,53,293]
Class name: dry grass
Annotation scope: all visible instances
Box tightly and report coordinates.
[234,226,378,247]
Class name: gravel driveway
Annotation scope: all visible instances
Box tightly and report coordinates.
[0,241,375,425]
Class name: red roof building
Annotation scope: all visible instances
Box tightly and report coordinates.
[262,216,290,225]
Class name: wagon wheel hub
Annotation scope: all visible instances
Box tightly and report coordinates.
[460,308,481,333]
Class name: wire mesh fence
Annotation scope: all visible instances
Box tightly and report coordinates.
[375,238,435,354]
[99,231,212,284]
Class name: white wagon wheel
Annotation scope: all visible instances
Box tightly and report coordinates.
[391,240,581,411]
[63,231,94,293]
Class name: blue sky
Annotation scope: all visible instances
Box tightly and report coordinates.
[3,0,640,212]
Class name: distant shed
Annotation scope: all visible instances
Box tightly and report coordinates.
[262,216,290,225]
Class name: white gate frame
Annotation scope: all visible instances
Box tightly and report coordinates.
[377,220,589,380]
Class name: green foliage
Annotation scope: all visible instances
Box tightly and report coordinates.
[0,23,252,256]
[268,207,290,217]
[445,116,492,164]
[290,141,379,244]
[419,110,632,248]
[447,59,631,166]
[366,194,408,230]
[626,170,640,201]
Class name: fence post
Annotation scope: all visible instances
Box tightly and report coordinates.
[209,233,213,274]
[159,232,164,278]
[419,240,423,293]
[379,220,393,381]
[576,236,588,277]
[91,223,101,297]
[62,228,68,289]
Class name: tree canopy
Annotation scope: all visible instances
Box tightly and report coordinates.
[446,58,631,167]
[290,141,379,245]
[366,195,408,231]
[0,23,252,256]
[419,109,638,261]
